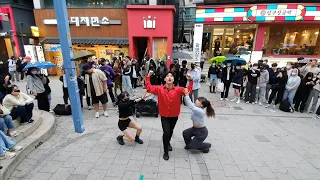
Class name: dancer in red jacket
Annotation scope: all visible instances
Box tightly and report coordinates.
[146,70,193,160]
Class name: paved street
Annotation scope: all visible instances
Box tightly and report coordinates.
[8,77,320,180]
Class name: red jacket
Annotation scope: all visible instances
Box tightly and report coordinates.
[145,76,193,117]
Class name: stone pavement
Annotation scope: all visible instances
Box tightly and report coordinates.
[8,77,320,180]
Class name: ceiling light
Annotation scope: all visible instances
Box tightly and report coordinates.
[316,32,319,35]
[290,35,293,38]
[237,30,240,33]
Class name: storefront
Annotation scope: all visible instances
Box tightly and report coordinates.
[194,3,320,65]
[127,5,176,67]
[33,8,129,76]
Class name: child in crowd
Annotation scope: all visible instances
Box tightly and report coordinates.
[182,89,215,153]
[116,91,144,145]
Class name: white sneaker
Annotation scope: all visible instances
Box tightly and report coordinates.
[104,111,109,117]
[230,98,237,102]
[273,105,276,109]
[258,102,262,106]
[224,98,229,101]
[220,98,224,101]
[236,98,240,104]
[316,115,320,119]
[246,101,249,104]
[252,102,256,105]
[88,106,93,110]
[265,104,269,108]
[95,112,99,118]
[11,146,23,152]
[0,151,16,160]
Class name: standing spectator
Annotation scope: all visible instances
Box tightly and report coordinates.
[221,60,233,100]
[208,61,219,93]
[16,56,22,80]
[305,72,320,113]
[240,66,248,99]
[19,57,28,80]
[131,59,140,89]
[245,63,260,104]
[122,58,134,97]
[265,63,278,102]
[187,63,201,102]
[231,63,244,104]
[83,63,109,118]
[200,52,206,70]
[300,59,320,78]
[8,56,19,82]
[266,68,288,108]
[283,68,301,105]
[39,72,52,111]
[157,60,168,85]
[257,64,269,105]
[286,62,293,78]
[26,68,50,112]
[179,60,188,88]
[100,58,116,106]
[294,72,314,112]
[3,85,34,124]
[113,59,122,96]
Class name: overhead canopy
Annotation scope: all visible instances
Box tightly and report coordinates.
[41,37,129,45]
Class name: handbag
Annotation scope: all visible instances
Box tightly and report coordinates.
[217,82,224,92]
[53,104,72,115]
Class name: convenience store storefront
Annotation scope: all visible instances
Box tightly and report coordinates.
[194,3,320,64]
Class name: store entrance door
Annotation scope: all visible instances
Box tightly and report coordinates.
[134,37,148,62]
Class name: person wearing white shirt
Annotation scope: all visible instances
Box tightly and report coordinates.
[3,85,34,125]
[8,56,19,82]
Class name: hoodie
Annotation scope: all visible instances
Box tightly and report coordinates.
[285,75,301,91]
[259,70,269,87]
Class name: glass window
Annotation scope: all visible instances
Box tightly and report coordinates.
[43,0,148,8]
[153,38,167,60]
[263,25,320,55]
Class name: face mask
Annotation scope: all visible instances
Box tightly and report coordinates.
[212,63,216,66]
[31,71,37,75]
[236,66,241,69]
[308,77,312,79]
[227,63,231,67]
[292,72,297,76]
[252,66,257,70]
[286,65,291,69]
[37,71,41,75]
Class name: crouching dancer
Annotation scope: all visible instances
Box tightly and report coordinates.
[116,91,144,145]
[183,89,215,153]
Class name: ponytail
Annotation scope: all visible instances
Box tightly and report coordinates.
[198,97,215,117]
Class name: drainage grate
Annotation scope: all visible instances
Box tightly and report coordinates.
[253,135,270,142]
[233,106,243,110]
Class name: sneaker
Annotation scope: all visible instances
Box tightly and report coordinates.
[230,98,237,102]
[10,146,23,152]
[116,135,125,145]
[0,151,16,160]
[49,109,54,113]
[252,102,256,105]
[184,146,190,150]
[95,112,100,118]
[103,111,109,117]
[258,102,262,106]
[246,101,249,104]
[317,115,320,119]
[9,131,18,137]
[135,136,144,144]
[236,98,240,104]
[265,104,270,108]
[224,98,229,101]
[163,152,169,161]
[168,144,173,151]
[28,119,34,124]
[273,105,276,109]
[88,106,93,110]
[202,149,210,153]
[220,98,224,101]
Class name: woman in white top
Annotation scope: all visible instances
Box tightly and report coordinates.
[3,85,34,125]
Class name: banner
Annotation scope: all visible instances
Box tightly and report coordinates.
[192,24,203,63]
[157,42,167,60]
[36,46,45,62]
[24,45,37,63]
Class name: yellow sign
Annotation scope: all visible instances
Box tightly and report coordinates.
[30,26,40,37]
[157,42,167,59]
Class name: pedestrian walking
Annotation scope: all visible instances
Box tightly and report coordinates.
[26,68,50,112]
[182,92,214,153]
[294,72,314,112]
[82,63,109,118]
[100,58,116,106]
[145,70,193,160]
[257,64,269,105]
[283,68,301,105]
[266,68,288,108]
[231,63,244,104]
[8,56,19,82]
[116,91,144,146]
[187,63,201,102]
[265,63,278,102]
[305,72,320,113]
[220,61,233,100]
[208,61,219,93]
[245,63,260,104]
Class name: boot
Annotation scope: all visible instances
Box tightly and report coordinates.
[213,86,216,93]
[209,85,212,93]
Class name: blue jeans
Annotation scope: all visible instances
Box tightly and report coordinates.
[283,90,297,105]
[122,75,134,96]
[0,130,15,155]
[10,103,34,123]
[0,115,15,132]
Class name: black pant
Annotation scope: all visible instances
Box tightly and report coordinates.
[240,86,245,98]
[161,116,178,153]
[131,78,138,88]
[10,103,34,123]
[183,126,211,150]
[268,87,285,105]
[20,71,24,80]
[221,81,231,98]
[245,82,257,103]
[36,92,50,112]
[85,86,91,106]
[108,85,116,103]
[294,92,309,112]
[63,87,83,108]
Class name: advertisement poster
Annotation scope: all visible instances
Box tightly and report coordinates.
[24,45,37,63]
[44,44,61,52]
[36,46,45,62]
[192,24,203,63]
[157,42,167,60]
[56,56,63,69]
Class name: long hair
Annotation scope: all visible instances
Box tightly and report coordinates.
[117,91,130,102]
[304,72,313,80]
[197,97,215,117]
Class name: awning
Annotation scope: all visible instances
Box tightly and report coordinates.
[41,37,129,45]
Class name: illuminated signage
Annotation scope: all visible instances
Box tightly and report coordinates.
[43,17,121,26]
[31,26,40,37]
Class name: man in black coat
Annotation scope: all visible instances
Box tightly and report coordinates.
[221,60,233,100]
[265,63,278,102]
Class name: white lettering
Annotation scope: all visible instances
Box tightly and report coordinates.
[90,17,100,27]
[70,17,80,26]
[101,17,109,24]
[80,17,90,26]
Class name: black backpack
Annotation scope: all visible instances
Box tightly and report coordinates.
[53,104,72,115]
[279,100,294,113]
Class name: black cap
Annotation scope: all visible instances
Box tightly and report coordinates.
[82,63,92,71]
[271,63,278,67]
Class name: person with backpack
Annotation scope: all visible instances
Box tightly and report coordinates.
[294,72,314,113]
[266,68,288,109]
[283,68,301,105]
[100,58,116,106]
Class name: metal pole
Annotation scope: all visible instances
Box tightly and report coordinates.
[18,22,24,56]
[53,0,85,133]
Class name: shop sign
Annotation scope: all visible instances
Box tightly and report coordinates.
[43,17,121,26]
[24,45,37,63]
[143,16,156,29]
[44,44,62,52]
[36,46,45,62]
[196,4,320,22]
[31,26,40,37]
[192,24,203,63]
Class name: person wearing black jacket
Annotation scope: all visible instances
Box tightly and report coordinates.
[220,60,233,100]
[208,61,219,93]
[59,72,85,108]
[245,63,260,104]
[179,60,188,87]
[265,63,278,102]
[294,72,314,112]
[266,68,288,108]
[157,61,168,85]
[0,62,10,95]
[231,63,244,104]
